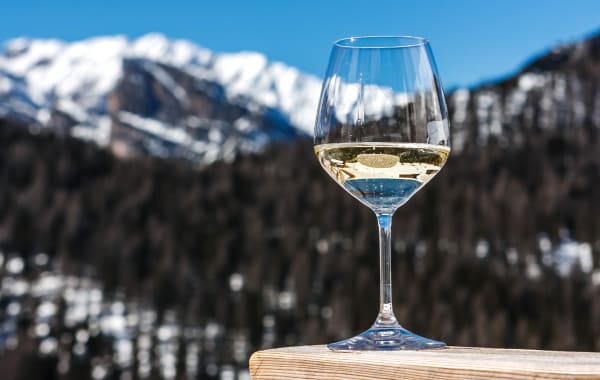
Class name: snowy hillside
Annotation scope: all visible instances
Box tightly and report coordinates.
[448,33,600,151]
[0,34,322,163]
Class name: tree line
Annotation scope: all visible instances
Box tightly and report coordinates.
[0,118,599,378]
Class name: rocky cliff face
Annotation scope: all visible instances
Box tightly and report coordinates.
[108,58,302,162]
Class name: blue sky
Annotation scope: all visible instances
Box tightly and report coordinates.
[1,0,599,88]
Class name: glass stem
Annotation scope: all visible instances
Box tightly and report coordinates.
[374,213,400,328]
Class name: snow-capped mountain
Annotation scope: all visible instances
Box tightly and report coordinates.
[0,34,322,163]
[2,31,600,164]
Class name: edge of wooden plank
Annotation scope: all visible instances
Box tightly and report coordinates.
[249,345,600,380]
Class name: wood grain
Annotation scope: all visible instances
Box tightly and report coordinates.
[249,345,600,379]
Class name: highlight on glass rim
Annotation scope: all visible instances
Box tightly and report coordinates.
[0,1,600,378]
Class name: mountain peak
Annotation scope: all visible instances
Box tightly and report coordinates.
[129,33,213,67]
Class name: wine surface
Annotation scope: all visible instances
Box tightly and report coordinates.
[314,143,450,213]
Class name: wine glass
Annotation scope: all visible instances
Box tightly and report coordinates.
[314,36,450,350]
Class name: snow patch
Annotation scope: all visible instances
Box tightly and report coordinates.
[0,74,12,93]
[518,73,546,91]
[552,235,593,277]
[118,111,190,146]
[0,38,64,76]
[451,88,470,124]
[71,116,111,147]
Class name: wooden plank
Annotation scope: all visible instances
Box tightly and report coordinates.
[249,345,600,380]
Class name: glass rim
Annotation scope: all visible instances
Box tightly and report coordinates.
[333,36,429,49]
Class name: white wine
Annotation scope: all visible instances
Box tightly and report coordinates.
[314,142,450,213]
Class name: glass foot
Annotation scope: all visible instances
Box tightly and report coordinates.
[327,326,446,351]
